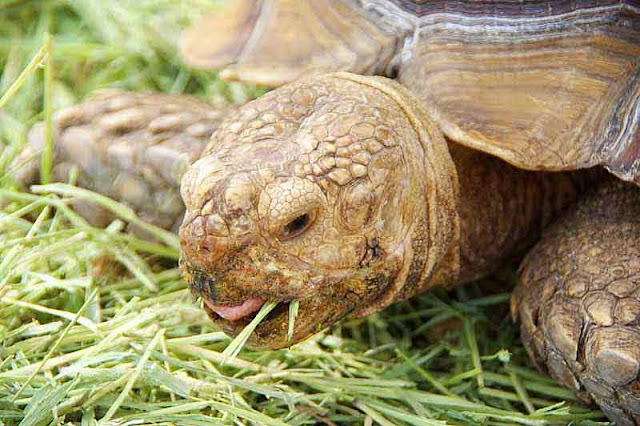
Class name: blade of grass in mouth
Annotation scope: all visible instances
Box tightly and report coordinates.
[287,299,299,343]
[222,300,278,363]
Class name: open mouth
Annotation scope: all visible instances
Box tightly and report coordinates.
[203,296,293,330]
[197,286,362,350]
[203,297,266,321]
[184,262,366,349]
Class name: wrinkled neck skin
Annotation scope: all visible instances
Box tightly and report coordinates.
[342,79,591,311]
[353,126,595,310]
[449,144,597,284]
[344,74,461,318]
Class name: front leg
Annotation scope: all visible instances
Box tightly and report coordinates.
[15,90,230,231]
[513,179,640,425]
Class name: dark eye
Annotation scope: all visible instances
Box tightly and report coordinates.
[281,213,313,239]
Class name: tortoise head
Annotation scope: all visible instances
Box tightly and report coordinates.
[179,73,459,349]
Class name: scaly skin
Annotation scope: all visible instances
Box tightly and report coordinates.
[449,144,598,284]
[513,180,640,425]
[178,73,601,349]
[18,90,229,233]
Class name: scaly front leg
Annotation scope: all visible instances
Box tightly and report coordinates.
[14,90,230,232]
[513,179,640,425]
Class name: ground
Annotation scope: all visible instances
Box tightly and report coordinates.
[0,1,607,424]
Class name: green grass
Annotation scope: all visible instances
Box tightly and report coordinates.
[0,1,607,425]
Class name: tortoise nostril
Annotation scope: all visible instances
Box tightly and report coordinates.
[281,212,313,240]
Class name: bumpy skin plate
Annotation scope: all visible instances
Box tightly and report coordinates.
[513,180,640,425]
[20,91,229,232]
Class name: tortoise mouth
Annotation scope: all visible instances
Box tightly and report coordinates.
[181,252,392,349]
[203,297,292,330]
[203,297,266,321]
[182,261,330,348]
[200,291,348,350]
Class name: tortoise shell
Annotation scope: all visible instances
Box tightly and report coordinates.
[181,0,639,184]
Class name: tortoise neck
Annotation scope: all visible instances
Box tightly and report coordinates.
[448,142,599,283]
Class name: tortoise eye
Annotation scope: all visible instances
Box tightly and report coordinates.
[281,212,314,240]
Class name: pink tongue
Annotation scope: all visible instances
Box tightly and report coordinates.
[205,297,265,321]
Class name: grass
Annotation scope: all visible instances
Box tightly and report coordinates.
[0,1,608,425]
[221,301,278,364]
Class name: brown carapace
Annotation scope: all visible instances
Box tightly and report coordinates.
[17,1,640,423]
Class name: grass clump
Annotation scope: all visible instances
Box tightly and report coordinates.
[0,1,607,425]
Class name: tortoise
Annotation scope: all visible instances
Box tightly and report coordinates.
[18,0,640,423]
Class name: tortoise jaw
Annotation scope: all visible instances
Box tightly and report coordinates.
[183,260,334,348]
[181,248,404,348]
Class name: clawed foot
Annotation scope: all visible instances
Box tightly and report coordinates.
[513,181,640,425]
